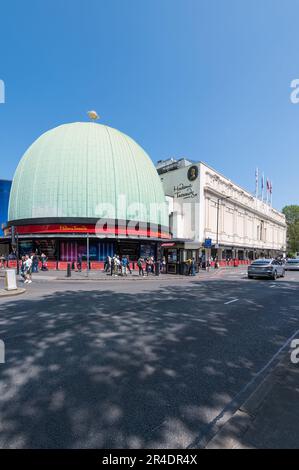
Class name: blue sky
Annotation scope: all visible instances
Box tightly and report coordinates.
[0,0,298,210]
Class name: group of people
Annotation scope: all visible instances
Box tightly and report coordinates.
[20,254,33,283]
[0,251,18,268]
[137,256,161,276]
[104,255,132,277]
[103,255,166,277]
[19,252,48,283]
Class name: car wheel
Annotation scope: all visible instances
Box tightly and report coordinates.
[272,270,277,280]
[248,275,253,279]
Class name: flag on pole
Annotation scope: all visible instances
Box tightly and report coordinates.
[255,168,259,198]
[266,179,270,204]
[261,173,265,201]
[270,181,273,206]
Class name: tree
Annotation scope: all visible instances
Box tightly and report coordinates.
[282,205,299,255]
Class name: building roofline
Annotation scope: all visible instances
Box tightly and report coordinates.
[197,161,283,216]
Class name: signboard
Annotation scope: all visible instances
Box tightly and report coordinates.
[11,224,171,239]
[173,183,198,199]
[204,238,212,248]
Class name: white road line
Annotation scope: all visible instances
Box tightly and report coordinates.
[224,298,239,305]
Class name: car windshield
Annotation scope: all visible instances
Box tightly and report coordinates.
[287,259,299,264]
[252,260,271,266]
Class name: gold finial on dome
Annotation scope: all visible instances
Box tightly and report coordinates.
[87,110,99,121]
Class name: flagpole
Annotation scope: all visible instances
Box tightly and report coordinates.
[255,168,259,198]
[270,181,273,207]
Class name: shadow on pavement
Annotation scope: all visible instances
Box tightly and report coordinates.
[0,279,298,448]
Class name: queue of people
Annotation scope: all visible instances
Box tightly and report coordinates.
[1,251,202,279]
[103,255,199,277]
[103,255,162,277]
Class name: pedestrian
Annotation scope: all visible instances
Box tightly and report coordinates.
[150,256,155,274]
[41,253,48,271]
[32,252,39,273]
[112,255,119,276]
[186,258,192,275]
[110,255,115,276]
[20,255,26,281]
[0,254,3,269]
[77,254,82,272]
[121,256,128,276]
[126,256,132,274]
[145,257,151,276]
[191,257,196,276]
[137,257,144,276]
[104,255,111,273]
[116,256,121,275]
[24,254,33,284]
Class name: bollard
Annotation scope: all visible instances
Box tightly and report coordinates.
[4,269,17,291]
[66,263,71,277]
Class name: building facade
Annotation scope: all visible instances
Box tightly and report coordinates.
[2,122,170,264]
[158,159,286,270]
[1,124,287,271]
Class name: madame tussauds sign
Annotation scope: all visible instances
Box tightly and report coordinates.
[173,183,198,199]
[0,79,5,103]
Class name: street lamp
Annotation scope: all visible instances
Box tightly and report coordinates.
[86,233,90,278]
[16,230,19,275]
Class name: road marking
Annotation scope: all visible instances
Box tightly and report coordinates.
[224,298,239,304]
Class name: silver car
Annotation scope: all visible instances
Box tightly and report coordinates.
[248,259,285,280]
[285,259,299,271]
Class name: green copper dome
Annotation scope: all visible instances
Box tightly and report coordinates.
[8,122,168,228]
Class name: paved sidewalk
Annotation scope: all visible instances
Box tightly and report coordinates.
[0,288,26,298]
[0,269,194,282]
[0,265,245,282]
[206,349,299,449]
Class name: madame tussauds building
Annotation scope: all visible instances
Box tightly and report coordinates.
[4,122,170,268]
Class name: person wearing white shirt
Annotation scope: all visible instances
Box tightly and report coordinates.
[24,255,33,284]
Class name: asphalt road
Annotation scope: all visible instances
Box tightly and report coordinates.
[0,269,298,448]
